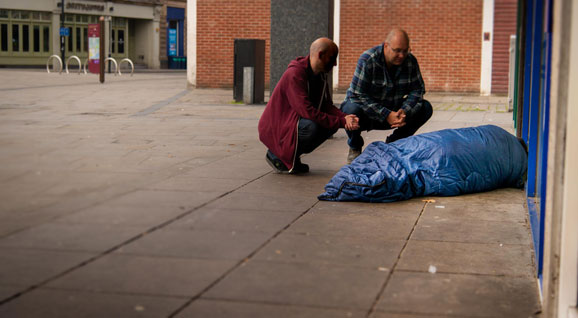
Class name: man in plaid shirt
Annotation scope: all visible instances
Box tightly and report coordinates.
[341,29,433,163]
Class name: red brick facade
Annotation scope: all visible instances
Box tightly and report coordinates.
[197,0,271,88]
[197,0,487,93]
[339,0,483,92]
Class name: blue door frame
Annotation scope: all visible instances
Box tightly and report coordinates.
[518,0,553,282]
[167,7,184,57]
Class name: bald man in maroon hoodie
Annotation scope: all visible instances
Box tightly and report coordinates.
[259,38,359,174]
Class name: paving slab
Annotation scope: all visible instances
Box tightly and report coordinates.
[104,189,224,210]
[253,232,405,269]
[311,199,425,218]
[47,254,235,297]
[0,248,95,288]
[117,228,271,260]
[287,212,417,240]
[371,313,459,318]
[0,223,149,252]
[397,240,535,276]
[204,260,387,309]
[205,191,318,213]
[0,288,186,318]
[376,271,541,318]
[0,285,25,302]
[421,202,527,223]
[184,157,271,180]
[425,188,526,205]
[167,207,301,234]
[144,176,248,192]
[412,216,532,245]
[53,203,190,226]
[235,170,336,197]
[176,299,366,318]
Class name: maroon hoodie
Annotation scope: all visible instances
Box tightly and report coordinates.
[258,56,347,170]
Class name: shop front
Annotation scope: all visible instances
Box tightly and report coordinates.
[0,0,161,69]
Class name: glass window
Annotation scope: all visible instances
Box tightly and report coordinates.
[11,11,21,20]
[1,24,7,51]
[32,12,41,20]
[111,29,115,53]
[22,24,29,52]
[67,27,72,52]
[0,10,9,19]
[43,26,49,52]
[65,14,74,22]
[118,29,124,54]
[114,18,125,27]
[76,27,81,51]
[12,24,19,51]
[33,25,40,52]
[83,27,87,51]
[20,11,30,20]
[81,15,88,23]
[41,12,51,21]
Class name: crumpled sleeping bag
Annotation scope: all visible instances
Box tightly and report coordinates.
[318,125,527,202]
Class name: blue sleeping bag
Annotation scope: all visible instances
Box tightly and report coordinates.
[318,125,527,202]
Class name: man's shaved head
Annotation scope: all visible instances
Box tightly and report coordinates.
[309,37,339,74]
[310,37,338,56]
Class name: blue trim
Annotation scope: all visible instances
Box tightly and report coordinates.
[527,198,540,267]
[166,7,185,57]
[167,7,185,20]
[523,0,544,198]
[536,0,553,277]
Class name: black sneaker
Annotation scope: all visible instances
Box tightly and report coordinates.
[290,161,309,174]
[265,151,289,173]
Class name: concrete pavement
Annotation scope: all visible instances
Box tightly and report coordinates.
[0,70,540,317]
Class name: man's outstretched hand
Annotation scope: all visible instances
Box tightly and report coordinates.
[387,109,406,128]
[345,114,360,131]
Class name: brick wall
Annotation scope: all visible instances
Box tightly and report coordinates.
[196,0,484,92]
[339,0,483,92]
[197,0,270,88]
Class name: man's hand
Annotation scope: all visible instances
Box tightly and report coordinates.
[345,114,360,131]
[386,109,406,128]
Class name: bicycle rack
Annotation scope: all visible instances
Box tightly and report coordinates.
[65,55,83,75]
[118,58,134,76]
[83,58,89,74]
[105,57,118,75]
[46,55,63,74]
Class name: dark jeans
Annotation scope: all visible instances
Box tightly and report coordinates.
[296,118,338,157]
[340,99,433,149]
[268,118,338,163]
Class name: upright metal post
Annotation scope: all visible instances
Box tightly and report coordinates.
[60,0,65,63]
[108,16,112,73]
[99,16,105,83]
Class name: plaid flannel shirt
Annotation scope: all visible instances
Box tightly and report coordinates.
[344,43,425,123]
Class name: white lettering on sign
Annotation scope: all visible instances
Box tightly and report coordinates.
[66,2,105,12]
